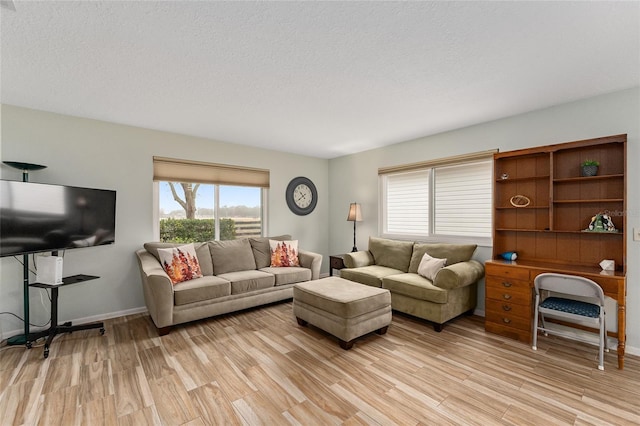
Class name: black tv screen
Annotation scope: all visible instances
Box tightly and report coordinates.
[0,180,116,257]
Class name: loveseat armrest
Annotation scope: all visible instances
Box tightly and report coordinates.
[136,249,175,328]
[434,260,485,290]
[299,250,323,280]
[343,251,375,268]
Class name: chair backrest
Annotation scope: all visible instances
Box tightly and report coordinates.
[534,273,604,304]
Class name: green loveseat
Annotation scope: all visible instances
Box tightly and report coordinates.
[340,237,484,331]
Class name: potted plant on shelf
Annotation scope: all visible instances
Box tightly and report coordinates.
[581,160,599,177]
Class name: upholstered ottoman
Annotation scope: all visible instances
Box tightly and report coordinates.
[293,276,392,349]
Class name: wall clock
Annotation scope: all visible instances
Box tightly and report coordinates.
[286,176,317,216]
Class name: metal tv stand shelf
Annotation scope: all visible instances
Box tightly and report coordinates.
[29,274,105,358]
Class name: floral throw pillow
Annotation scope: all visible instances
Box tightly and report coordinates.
[157,243,203,285]
[269,240,300,267]
[417,253,447,281]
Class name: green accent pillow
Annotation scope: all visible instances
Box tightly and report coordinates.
[208,239,256,275]
[368,237,414,272]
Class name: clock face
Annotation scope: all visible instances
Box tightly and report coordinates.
[293,184,312,208]
[286,177,317,215]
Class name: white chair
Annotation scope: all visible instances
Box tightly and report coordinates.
[532,273,608,370]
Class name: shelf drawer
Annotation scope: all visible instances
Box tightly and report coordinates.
[486,278,531,305]
[330,256,345,269]
[485,299,531,320]
[485,322,531,343]
[485,263,530,281]
[485,306,532,332]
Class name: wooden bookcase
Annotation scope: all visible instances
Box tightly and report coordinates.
[492,134,626,270]
[486,134,627,368]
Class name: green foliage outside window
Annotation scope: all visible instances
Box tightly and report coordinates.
[160,218,236,242]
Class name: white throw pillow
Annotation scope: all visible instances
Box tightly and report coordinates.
[157,243,203,284]
[417,253,446,281]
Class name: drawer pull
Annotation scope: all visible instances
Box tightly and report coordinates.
[502,318,511,324]
[502,305,512,311]
[502,294,512,300]
[502,282,512,288]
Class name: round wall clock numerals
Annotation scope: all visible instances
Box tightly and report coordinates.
[286,176,317,215]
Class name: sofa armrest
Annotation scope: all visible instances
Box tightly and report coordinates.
[136,249,175,328]
[343,251,375,268]
[434,260,485,290]
[299,250,322,280]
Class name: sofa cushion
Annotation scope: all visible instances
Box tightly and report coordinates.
[144,241,213,276]
[173,275,231,306]
[157,243,204,284]
[249,235,292,269]
[260,267,311,286]
[217,270,275,294]
[340,265,404,288]
[417,253,446,281]
[368,237,414,272]
[382,273,448,304]
[269,240,300,267]
[209,239,256,275]
[409,243,477,273]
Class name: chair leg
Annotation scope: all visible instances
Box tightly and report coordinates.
[598,312,605,370]
[603,314,609,353]
[532,296,539,351]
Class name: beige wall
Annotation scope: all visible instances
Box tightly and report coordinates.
[0,105,329,338]
[327,87,640,355]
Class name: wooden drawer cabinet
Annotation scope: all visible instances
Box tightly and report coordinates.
[484,263,533,343]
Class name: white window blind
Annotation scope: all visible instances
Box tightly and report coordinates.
[379,150,496,243]
[434,160,493,238]
[384,170,430,236]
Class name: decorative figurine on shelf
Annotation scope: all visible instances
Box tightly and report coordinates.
[585,212,617,233]
[500,251,518,261]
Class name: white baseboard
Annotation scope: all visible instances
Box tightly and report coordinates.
[1,306,148,343]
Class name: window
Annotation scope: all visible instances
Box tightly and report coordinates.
[379,151,495,244]
[153,157,269,243]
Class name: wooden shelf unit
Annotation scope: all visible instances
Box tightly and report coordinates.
[487,134,627,369]
[492,134,626,270]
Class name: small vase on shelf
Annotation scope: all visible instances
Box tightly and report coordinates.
[580,160,599,177]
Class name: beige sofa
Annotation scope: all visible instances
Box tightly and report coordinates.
[136,235,322,335]
[340,237,484,331]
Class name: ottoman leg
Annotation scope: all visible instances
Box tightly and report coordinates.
[296,317,308,327]
[339,339,354,350]
[376,326,389,335]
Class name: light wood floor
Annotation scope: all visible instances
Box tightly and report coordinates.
[1,301,639,425]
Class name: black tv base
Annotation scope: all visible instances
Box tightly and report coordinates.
[29,274,105,358]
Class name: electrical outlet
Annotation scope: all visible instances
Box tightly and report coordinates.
[635,227,640,242]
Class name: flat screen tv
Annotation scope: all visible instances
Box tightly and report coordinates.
[0,180,116,257]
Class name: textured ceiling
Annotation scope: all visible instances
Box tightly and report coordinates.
[1,1,639,159]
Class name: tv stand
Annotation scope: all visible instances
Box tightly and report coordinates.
[29,274,105,358]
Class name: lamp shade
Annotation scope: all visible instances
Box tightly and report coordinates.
[347,203,362,222]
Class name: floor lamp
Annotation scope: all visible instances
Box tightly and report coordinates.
[347,203,362,252]
[4,161,47,347]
